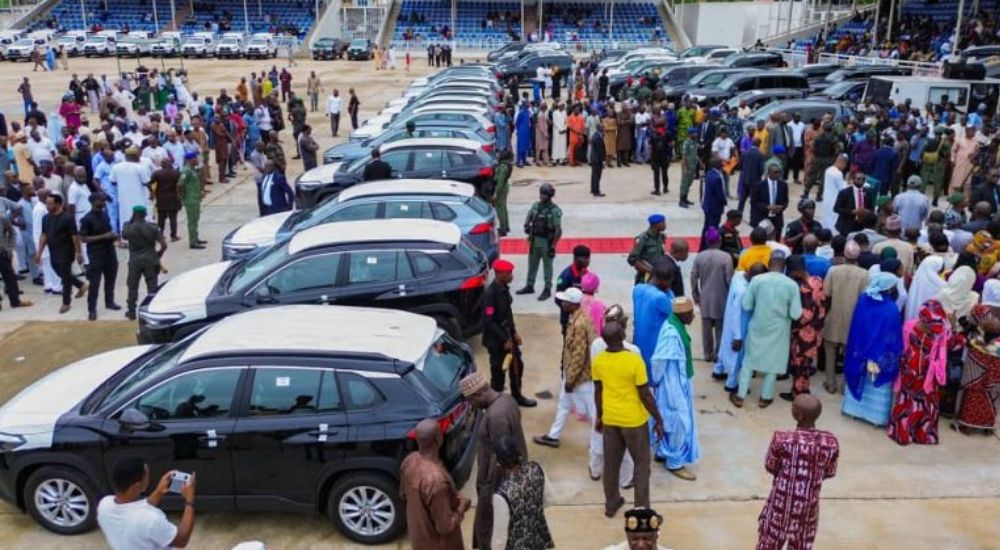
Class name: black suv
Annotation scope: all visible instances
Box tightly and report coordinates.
[311,37,347,59]
[686,71,810,103]
[138,219,489,343]
[346,38,373,60]
[0,305,480,544]
[495,52,574,82]
[722,51,786,68]
[812,64,913,93]
[296,138,496,208]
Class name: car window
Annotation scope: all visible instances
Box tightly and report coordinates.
[261,253,342,295]
[248,367,323,416]
[136,369,241,421]
[419,128,456,139]
[347,250,411,284]
[430,201,458,221]
[329,202,379,222]
[341,373,383,409]
[385,200,425,219]
[412,150,443,171]
[444,151,476,168]
[382,151,411,172]
[409,251,439,275]
[419,335,469,395]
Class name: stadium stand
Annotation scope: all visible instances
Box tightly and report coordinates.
[392,0,667,49]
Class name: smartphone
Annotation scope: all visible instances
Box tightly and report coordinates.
[168,471,191,494]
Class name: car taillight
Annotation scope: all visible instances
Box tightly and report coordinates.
[477,166,494,178]
[459,272,487,290]
[486,125,496,134]
[407,402,470,439]
[470,220,494,234]
[482,143,494,153]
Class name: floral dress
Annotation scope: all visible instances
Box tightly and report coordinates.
[790,276,827,395]
[888,300,965,445]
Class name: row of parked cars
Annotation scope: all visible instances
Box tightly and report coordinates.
[0,28,281,60]
[0,63,509,546]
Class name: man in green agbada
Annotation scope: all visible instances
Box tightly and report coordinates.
[178,153,205,250]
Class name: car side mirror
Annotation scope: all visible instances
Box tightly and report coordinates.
[119,407,151,432]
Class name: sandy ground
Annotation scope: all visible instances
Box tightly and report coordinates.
[0,55,999,549]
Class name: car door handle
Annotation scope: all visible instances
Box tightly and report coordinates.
[441,170,448,178]
[394,284,410,296]
[198,429,227,448]
[308,423,338,442]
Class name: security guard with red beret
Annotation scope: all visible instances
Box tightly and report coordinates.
[482,258,536,407]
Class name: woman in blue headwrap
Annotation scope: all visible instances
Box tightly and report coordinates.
[842,272,905,426]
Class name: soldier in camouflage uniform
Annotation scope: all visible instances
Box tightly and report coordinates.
[680,127,700,207]
[287,91,307,160]
[627,214,666,285]
[516,183,562,301]
[264,130,286,174]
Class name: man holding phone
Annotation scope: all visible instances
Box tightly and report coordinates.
[97,458,197,549]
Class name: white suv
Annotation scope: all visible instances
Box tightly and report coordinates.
[245,33,276,59]
[182,34,215,58]
[215,34,245,58]
[83,35,116,57]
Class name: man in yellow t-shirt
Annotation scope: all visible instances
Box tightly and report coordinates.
[593,320,664,519]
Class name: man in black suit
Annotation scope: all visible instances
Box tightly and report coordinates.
[972,179,1000,214]
[589,126,606,197]
[833,171,875,235]
[749,163,790,238]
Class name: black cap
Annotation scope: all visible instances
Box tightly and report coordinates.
[624,508,663,533]
[573,245,591,258]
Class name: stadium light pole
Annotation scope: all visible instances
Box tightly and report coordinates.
[170,0,176,30]
[152,0,160,34]
[609,0,614,48]
[952,0,965,55]
[521,0,524,42]
[80,0,87,28]
[870,0,881,49]
[886,0,896,42]
[243,0,250,34]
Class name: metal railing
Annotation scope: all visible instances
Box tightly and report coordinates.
[341,5,385,41]
[391,36,672,54]
[769,46,943,76]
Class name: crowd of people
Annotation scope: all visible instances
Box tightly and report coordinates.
[0,62,320,317]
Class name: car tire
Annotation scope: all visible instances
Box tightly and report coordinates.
[327,472,404,545]
[24,465,98,535]
[434,315,462,340]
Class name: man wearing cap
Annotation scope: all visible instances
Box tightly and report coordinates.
[121,205,167,320]
[534,286,597,449]
[649,296,700,480]
[110,146,151,233]
[820,240,868,394]
[679,127,699,208]
[178,152,206,250]
[78,192,120,320]
[483,259,536,407]
[460,371,527,550]
[627,215,666,286]
[554,244,590,332]
[517,183,562,301]
[733,251,801,408]
[893,175,931,234]
[601,508,672,550]
[782,199,822,256]
[872,215,916,276]
[691,227,733,363]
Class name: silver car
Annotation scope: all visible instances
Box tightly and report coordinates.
[222,179,499,262]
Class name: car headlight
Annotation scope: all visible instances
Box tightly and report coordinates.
[296,180,325,191]
[139,311,185,328]
[0,432,26,452]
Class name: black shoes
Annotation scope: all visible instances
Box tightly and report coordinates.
[537,289,551,301]
[125,310,136,320]
[106,303,122,311]
[515,286,535,295]
[514,395,537,407]
[190,244,206,249]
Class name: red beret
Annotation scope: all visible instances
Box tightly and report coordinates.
[492,259,515,272]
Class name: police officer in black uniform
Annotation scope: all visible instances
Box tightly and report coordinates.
[482,258,536,407]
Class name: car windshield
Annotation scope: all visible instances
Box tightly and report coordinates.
[717,74,743,91]
[316,38,333,45]
[250,39,267,45]
[823,81,859,95]
[688,71,727,87]
[350,39,367,48]
[221,38,239,44]
[227,240,292,292]
[97,337,195,410]
[15,39,33,45]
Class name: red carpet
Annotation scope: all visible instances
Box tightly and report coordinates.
[500,235,748,255]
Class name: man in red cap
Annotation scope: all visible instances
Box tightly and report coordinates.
[482,258,536,407]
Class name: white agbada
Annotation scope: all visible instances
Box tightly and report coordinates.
[820,164,846,233]
[110,160,151,227]
[551,109,568,161]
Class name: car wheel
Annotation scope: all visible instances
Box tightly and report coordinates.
[24,466,98,535]
[434,315,462,339]
[327,473,403,544]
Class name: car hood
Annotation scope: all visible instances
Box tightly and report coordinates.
[324,141,370,161]
[229,211,293,247]
[146,261,232,318]
[0,345,154,449]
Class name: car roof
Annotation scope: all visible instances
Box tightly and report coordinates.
[338,179,475,201]
[381,137,482,151]
[181,305,438,364]
[288,218,461,254]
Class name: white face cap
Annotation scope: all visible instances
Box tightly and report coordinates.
[555,287,584,304]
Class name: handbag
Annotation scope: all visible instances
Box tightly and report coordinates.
[722,155,739,175]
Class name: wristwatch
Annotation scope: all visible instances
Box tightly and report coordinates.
[184,501,195,507]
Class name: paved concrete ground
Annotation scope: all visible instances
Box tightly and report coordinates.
[0,56,999,549]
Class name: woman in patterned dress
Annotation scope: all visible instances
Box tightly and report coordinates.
[955,283,1000,433]
[802,119,819,188]
[783,255,827,401]
[888,299,965,445]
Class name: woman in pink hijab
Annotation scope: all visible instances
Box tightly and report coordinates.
[580,272,606,335]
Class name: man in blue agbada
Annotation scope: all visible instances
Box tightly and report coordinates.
[632,259,675,373]
[515,101,533,168]
[649,296,701,481]
[494,107,511,153]
[712,263,769,392]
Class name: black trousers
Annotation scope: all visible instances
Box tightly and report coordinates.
[53,257,85,306]
[590,164,603,195]
[127,261,159,313]
[157,208,178,239]
[487,345,523,397]
[652,161,668,193]
[0,250,24,307]
[349,110,358,130]
[86,257,118,313]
